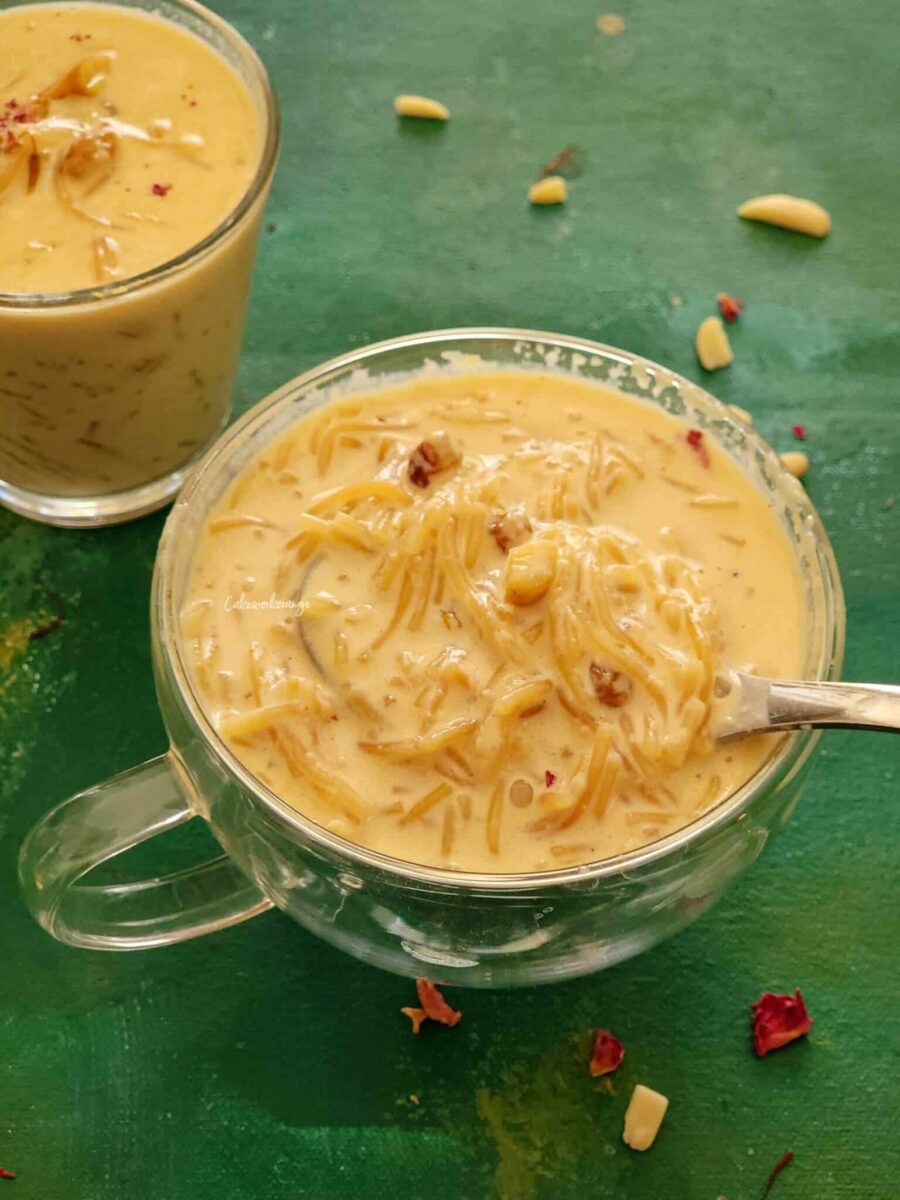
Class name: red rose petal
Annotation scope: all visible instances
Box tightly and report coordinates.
[791,424,806,440]
[717,292,744,323]
[751,990,812,1056]
[589,1028,625,1077]
[686,428,710,468]
[545,770,557,788]
[151,182,172,197]
[401,980,462,1033]
[416,979,462,1027]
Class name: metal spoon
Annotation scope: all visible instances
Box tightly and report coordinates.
[717,671,900,740]
[297,560,900,739]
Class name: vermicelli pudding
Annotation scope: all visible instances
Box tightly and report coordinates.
[181,370,805,872]
[0,1,272,519]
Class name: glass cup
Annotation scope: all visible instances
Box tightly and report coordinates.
[18,329,845,986]
[0,0,279,527]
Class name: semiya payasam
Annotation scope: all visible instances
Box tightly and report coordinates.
[182,371,805,873]
[0,2,266,503]
[0,3,259,292]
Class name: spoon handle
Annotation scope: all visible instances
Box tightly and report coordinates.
[722,674,900,739]
[765,679,900,732]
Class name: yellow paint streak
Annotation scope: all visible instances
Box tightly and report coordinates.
[0,619,32,672]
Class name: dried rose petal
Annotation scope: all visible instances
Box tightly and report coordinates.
[589,1029,625,1077]
[686,428,711,468]
[401,1005,427,1034]
[760,1149,794,1199]
[717,292,744,323]
[540,144,583,179]
[751,990,812,1056]
[151,182,172,196]
[544,769,557,788]
[417,979,462,1027]
[791,423,806,440]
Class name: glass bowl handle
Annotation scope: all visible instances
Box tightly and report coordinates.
[18,753,272,950]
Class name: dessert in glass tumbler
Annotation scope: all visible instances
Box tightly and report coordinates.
[0,1,274,523]
[182,369,805,873]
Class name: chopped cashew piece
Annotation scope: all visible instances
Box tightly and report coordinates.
[504,540,558,606]
[489,510,533,553]
[623,1084,669,1151]
[781,451,809,478]
[529,175,568,205]
[408,433,460,487]
[695,316,733,371]
[737,194,831,238]
[394,94,450,121]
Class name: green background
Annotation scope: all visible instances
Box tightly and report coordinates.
[2,0,898,1196]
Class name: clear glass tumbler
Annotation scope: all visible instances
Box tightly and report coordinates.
[18,329,845,986]
[0,0,279,527]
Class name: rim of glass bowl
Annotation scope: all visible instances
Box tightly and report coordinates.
[157,327,846,893]
[0,0,280,310]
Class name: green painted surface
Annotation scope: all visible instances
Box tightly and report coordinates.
[1,0,898,1195]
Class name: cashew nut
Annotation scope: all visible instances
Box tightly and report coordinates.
[737,194,831,238]
[781,451,809,478]
[393,94,450,120]
[529,175,568,205]
[623,1084,669,1152]
[695,315,733,371]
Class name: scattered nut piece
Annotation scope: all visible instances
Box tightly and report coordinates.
[597,13,626,35]
[489,510,533,553]
[590,662,631,707]
[408,433,460,487]
[780,451,809,478]
[737,194,831,238]
[695,315,733,371]
[728,403,753,425]
[529,175,568,205]
[623,1084,669,1151]
[504,540,558,606]
[393,94,450,121]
